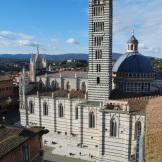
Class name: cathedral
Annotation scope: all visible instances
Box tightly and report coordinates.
[19,0,162,162]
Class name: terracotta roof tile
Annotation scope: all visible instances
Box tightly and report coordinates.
[0,125,47,159]
[0,75,11,81]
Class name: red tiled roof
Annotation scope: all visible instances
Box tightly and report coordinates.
[0,125,48,159]
[0,75,11,82]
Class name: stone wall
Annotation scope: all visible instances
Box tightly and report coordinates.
[145,96,162,162]
[98,110,144,162]
[24,95,84,135]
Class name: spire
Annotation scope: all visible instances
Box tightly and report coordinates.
[35,44,40,61]
[22,66,26,76]
[132,29,135,36]
[36,44,40,55]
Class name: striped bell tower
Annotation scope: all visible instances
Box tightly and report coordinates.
[88,0,113,101]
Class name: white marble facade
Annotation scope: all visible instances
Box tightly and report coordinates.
[20,69,145,162]
[20,87,145,162]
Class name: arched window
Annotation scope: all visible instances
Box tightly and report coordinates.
[66,81,71,92]
[75,107,79,120]
[89,112,95,128]
[58,103,64,118]
[110,118,117,137]
[134,121,141,140]
[43,102,48,116]
[29,101,34,114]
[131,44,134,50]
[81,82,86,92]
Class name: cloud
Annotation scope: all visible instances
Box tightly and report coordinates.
[66,38,79,45]
[113,0,162,57]
[139,43,149,50]
[16,39,38,47]
[139,43,162,54]
[0,30,37,48]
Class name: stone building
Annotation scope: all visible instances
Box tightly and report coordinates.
[0,75,14,99]
[29,46,47,82]
[19,0,161,162]
[0,75,18,113]
[0,125,48,162]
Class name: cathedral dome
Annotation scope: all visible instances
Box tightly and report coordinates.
[113,52,153,73]
[112,34,155,94]
[113,33,153,74]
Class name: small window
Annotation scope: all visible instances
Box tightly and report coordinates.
[75,107,79,120]
[81,82,86,92]
[94,22,104,32]
[94,36,103,46]
[89,112,95,128]
[29,101,34,114]
[131,44,134,50]
[66,81,71,92]
[58,103,64,118]
[96,50,102,59]
[134,121,141,140]
[93,6,104,17]
[110,118,117,137]
[43,102,48,116]
[22,143,30,162]
[96,64,101,72]
[97,77,100,84]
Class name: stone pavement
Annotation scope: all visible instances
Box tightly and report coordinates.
[43,133,98,161]
[44,146,94,162]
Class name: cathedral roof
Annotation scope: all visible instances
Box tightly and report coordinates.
[27,89,86,99]
[43,71,88,79]
[113,52,153,73]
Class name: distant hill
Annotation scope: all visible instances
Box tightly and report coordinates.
[0,53,122,62]
[0,54,32,60]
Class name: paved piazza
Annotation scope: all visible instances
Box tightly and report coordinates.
[44,149,93,162]
[43,133,97,162]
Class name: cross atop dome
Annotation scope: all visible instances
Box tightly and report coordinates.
[127,31,139,53]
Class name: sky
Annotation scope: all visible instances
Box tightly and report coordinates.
[0,0,162,58]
